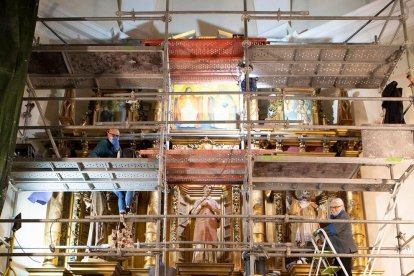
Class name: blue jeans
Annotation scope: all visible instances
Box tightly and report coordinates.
[113,191,135,213]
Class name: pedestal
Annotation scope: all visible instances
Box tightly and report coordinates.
[128,268,148,276]
[352,269,383,276]
[176,263,234,276]
[68,261,123,276]
[286,264,312,276]
[26,267,72,276]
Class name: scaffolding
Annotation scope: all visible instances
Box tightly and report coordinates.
[2,0,414,275]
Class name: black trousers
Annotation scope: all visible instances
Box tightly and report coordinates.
[334,257,352,276]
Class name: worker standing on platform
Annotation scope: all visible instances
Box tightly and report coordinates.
[322,198,357,276]
[90,128,135,215]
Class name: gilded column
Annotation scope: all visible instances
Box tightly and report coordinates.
[274,193,284,243]
[232,186,242,271]
[168,186,180,266]
[144,94,163,267]
[43,192,64,267]
[144,191,159,267]
[346,191,368,271]
[265,191,284,271]
[265,191,275,244]
[274,192,285,270]
[67,192,85,262]
[252,190,265,242]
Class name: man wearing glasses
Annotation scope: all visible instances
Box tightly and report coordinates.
[90,128,135,215]
[90,128,121,158]
[322,198,357,276]
[84,129,124,258]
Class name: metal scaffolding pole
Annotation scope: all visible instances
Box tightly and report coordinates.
[2,214,414,224]
[37,14,400,22]
[25,79,60,158]
[21,93,414,102]
[7,0,414,274]
[1,247,413,258]
[17,122,414,131]
[159,0,171,274]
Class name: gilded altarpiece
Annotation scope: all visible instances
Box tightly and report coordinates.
[168,186,242,270]
[67,192,88,263]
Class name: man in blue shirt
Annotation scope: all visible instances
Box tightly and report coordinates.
[90,129,134,215]
[323,198,357,276]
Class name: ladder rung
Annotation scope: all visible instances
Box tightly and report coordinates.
[321,266,341,275]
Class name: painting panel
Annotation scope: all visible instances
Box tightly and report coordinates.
[283,99,313,125]
[172,83,240,130]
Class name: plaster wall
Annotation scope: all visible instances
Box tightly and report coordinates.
[357,23,414,274]
[0,189,48,276]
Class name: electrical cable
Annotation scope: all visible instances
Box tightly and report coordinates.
[14,236,42,264]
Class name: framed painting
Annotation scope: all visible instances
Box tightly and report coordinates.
[266,88,318,125]
[172,83,240,130]
[284,99,313,124]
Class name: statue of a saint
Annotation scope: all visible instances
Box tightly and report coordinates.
[190,185,221,263]
[86,192,110,245]
[288,190,323,247]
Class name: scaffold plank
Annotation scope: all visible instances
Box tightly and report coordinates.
[10,158,159,191]
[252,177,396,192]
[254,155,412,165]
[249,44,403,89]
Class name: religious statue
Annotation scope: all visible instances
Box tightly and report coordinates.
[190,185,221,263]
[338,89,353,125]
[288,190,324,247]
[266,100,284,121]
[83,192,111,261]
[59,88,75,125]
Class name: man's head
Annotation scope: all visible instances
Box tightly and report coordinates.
[329,197,345,216]
[107,129,120,150]
[107,128,120,140]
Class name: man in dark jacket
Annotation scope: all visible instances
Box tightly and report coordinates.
[90,129,135,215]
[323,198,357,276]
[90,128,121,158]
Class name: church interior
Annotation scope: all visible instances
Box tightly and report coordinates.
[1,0,414,275]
